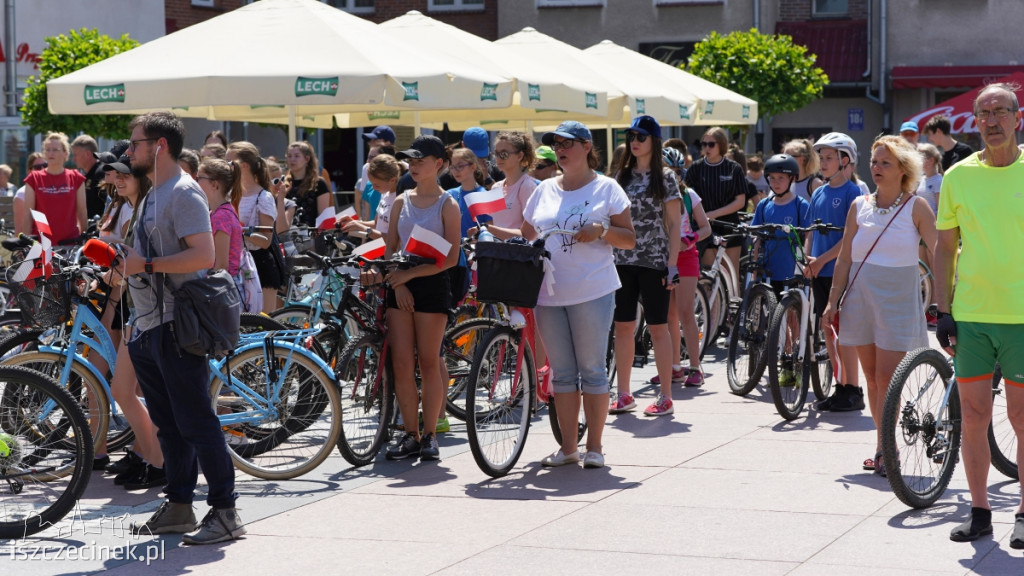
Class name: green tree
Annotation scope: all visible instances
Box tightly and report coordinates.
[687,29,829,151]
[21,28,139,139]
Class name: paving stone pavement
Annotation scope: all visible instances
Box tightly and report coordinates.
[4,330,1021,575]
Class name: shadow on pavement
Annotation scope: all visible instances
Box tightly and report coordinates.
[463,464,635,501]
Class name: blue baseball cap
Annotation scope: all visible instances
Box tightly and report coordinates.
[462,127,490,158]
[627,115,661,139]
[899,121,919,133]
[541,121,593,145]
[362,125,396,143]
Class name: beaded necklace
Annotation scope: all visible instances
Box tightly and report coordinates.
[870,190,905,215]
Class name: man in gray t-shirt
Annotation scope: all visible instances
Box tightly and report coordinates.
[119,112,245,545]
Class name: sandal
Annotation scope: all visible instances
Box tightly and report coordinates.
[862,452,880,471]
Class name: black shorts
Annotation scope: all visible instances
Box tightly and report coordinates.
[386,273,451,314]
[811,276,833,316]
[614,265,671,325]
[250,248,283,289]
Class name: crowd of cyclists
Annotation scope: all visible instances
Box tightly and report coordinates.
[5,91,1021,547]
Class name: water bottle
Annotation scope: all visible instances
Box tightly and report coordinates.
[477,224,495,243]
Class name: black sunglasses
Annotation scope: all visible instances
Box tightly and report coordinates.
[626,132,648,143]
[33,162,47,170]
[535,161,554,170]
[701,141,718,148]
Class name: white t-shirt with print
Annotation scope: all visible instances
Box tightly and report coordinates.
[375,190,394,235]
[238,190,277,250]
[523,174,630,307]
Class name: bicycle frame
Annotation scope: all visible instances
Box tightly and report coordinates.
[704,238,741,311]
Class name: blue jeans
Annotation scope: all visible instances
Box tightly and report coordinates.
[128,322,236,509]
[536,292,615,395]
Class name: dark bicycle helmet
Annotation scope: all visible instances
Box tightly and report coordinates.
[663,147,686,168]
[763,153,799,177]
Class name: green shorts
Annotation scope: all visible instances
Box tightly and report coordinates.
[954,321,1024,387]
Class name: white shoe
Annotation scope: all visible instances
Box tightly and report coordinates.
[583,451,604,469]
[541,450,580,467]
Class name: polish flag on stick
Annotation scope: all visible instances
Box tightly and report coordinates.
[336,206,357,222]
[463,188,506,221]
[404,225,451,268]
[10,211,53,282]
[351,237,386,261]
[315,207,337,230]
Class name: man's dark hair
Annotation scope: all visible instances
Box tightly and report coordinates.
[130,111,185,158]
[924,114,951,136]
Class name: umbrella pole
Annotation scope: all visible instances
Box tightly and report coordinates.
[415,111,421,137]
[288,106,297,143]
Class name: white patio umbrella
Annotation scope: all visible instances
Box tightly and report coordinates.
[582,40,758,127]
[45,0,515,140]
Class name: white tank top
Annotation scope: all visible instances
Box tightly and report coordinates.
[850,195,919,267]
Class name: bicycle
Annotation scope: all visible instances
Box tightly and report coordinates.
[699,232,741,351]
[726,223,785,396]
[765,220,843,420]
[0,365,93,539]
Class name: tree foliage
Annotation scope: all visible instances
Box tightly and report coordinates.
[687,29,829,122]
[21,28,139,139]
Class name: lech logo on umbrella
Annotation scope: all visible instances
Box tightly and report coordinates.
[528,84,541,101]
[295,76,339,97]
[84,83,125,105]
[480,83,498,101]
[679,105,691,120]
[585,93,598,109]
[704,101,716,115]
[636,98,646,115]
[402,82,420,101]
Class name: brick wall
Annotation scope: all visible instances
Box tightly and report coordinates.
[166,0,245,34]
[778,0,867,22]
[360,1,498,40]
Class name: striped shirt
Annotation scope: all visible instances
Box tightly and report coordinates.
[684,157,747,224]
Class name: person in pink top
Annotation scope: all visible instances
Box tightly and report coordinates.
[489,131,537,230]
[196,158,243,277]
[23,131,87,243]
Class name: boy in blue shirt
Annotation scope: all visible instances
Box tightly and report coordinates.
[806,132,865,412]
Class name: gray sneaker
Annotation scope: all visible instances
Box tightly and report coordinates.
[131,500,196,535]
[182,508,246,545]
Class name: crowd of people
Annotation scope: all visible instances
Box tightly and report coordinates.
[8,81,1022,548]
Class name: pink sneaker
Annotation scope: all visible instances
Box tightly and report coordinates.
[651,367,688,385]
[683,368,705,387]
[608,392,636,414]
[644,395,674,416]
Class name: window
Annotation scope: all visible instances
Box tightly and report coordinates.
[322,0,374,13]
[813,0,848,16]
[191,0,215,7]
[429,0,484,11]
[654,0,720,5]
[537,0,605,7]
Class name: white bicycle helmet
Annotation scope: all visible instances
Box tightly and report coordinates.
[813,132,858,165]
[663,147,686,168]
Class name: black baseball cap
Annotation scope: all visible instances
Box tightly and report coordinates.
[396,135,445,160]
[102,154,132,175]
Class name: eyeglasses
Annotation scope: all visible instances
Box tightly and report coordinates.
[975,108,1017,121]
[700,141,718,148]
[196,175,214,182]
[626,132,648,143]
[550,139,580,151]
[272,177,283,186]
[42,147,65,154]
[494,150,519,160]
[535,161,554,170]
[450,162,473,171]
[129,137,158,151]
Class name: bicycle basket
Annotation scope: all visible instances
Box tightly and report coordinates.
[475,241,549,308]
[8,271,71,328]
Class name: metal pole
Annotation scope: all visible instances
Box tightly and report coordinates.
[5,0,17,117]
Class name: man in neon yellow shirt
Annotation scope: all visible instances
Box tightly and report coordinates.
[935,83,1024,546]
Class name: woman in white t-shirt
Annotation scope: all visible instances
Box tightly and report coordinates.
[228,142,280,313]
[521,121,635,470]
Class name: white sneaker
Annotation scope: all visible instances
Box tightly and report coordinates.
[583,451,604,469]
[541,449,580,467]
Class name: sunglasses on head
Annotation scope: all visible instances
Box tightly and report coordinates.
[626,132,649,143]
[701,141,718,148]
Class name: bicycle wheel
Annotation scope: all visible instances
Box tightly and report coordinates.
[810,316,834,401]
[547,392,587,444]
[881,348,961,509]
[0,329,43,362]
[767,294,810,420]
[211,345,342,480]
[681,282,710,363]
[444,317,499,422]
[466,326,533,478]
[334,333,394,467]
[918,261,932,315]
[1,351,110,456]
[698,272,727,347]
[727,284,776,396]
[0,366,93,539]
[267,305,315,328]
[988,367,1018,480]
[240,313,290,333]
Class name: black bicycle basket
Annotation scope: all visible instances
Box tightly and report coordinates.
[475,241,549,308]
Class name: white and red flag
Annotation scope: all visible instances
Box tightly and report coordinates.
[463,188,506,221]
[315,207,337,230]
[10,210,53,282]
[351,237,386,261]
[404,224,451,268]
